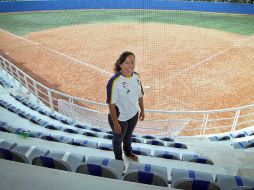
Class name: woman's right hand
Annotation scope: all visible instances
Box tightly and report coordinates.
[114,123,121,134]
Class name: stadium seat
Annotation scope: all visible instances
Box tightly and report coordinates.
[44,124,63,131]
[11,144,49,164]
[209,135,230,141]
[76,156,124,179]
[141,135,156,139]
[131,137,144,143]
[159,137,174,142]
[97,143,113,151]
[32,155,71,171]
[216,174,254,190]
[63,128,79,134]
[50,134,74,144]
[0,121,12,133]
[153,150,181,160]
[83,131,99,138]
[0,140,30,163]
[74,124,89,130]
[41,135,60,142]
[103,134,113,140]
[245,142,254,149]
[168,142,188,149]
[123,162,168,187]
[182,153,214,165]
[230,133,246,139]
[171,168,220,190]
[231,141,250,149]
[146,139,165,146]
[69,139,98,149]
[131,147,151,156]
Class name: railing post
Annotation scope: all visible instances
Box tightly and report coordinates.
[69,97,75,122]
[24,75,30,92]
[33,81,39,105]
[9,64,16,87]
[0,58,3,72]
[231,110,240,132]
[15,67,22,87]
[47,89,54,113]
[3,59,8,76]
[201,113,209,136]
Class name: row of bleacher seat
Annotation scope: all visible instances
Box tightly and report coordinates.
[0,121,214,164]
[209,131,254,142]
[9,93,254,150]
[0,76,13,89]
[0,139,253,189]
[231,139,254,149]
[0,97,188,149]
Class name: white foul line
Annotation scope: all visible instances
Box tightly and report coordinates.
[0,29,112,77]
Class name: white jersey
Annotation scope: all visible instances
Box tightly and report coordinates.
[106,71,144,121]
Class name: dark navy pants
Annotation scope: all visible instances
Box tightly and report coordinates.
[108,112,139,160]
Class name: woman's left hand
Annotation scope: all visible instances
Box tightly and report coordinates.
[139,110,145,121]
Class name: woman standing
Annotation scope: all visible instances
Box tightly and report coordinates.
[106,51,145,161]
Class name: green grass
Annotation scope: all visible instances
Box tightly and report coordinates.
[0,10,253,36]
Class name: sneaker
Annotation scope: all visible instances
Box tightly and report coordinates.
[125,152,139,162]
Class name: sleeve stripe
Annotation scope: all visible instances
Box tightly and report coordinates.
[106,73,121,104]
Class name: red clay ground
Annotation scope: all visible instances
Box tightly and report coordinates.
[1,23,254,135]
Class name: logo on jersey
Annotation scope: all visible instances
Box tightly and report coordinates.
[122,82,131,94]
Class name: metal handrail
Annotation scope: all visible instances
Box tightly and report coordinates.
[1,55,254,136]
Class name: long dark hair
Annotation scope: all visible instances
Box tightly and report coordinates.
[114,51,135,73]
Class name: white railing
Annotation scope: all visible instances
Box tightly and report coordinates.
[1,55,254,136]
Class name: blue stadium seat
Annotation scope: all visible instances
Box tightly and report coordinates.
[63,128,79,134]
[168,142,187,149]
[131,147,151,156]
[33,149,85,172]
[171,168,220,190]
[131,137,144,143]
[83,131,99,138]
[159,137,174,142]
[141,135,156,139]
[123,162,168,187]
[50,134,73,144]
[74,124,89,130]
[69,139,98,149]
[216,174,254,190]
[97,143,113,151]
[182,154,214,165]
[0,122,12,133]
[44,124,62,131]
[11,144,49,164]
[153,150,180,160]
[146,139,165,146]
[41,135,60,142]
[32,155,71,171]
[77,156,124,179]
[230,133,246,139]
[231,141,250,149]
[209,135,230,141]
[103,134,113,140]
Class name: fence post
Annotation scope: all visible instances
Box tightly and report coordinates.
[3,59,8,76]
[24,75,30,93]
[201,113,209,136]
[231,110,240,132]
[9,64,16,87]
[33,81,39,105]
[15,67,22,87]
[47,89,54,113]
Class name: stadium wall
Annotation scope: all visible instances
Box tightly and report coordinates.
[0,0,254,14]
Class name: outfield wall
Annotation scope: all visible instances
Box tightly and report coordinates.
[0,0,254,14]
